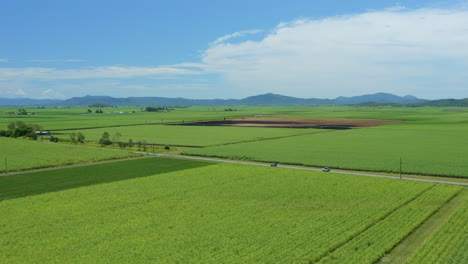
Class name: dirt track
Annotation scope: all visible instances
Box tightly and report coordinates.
[171,117,403,129]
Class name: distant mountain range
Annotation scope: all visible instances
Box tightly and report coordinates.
[0,98,63,106]
[0,92,454,107]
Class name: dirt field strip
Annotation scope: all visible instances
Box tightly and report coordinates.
[377,188,467,263]
[169,117,404,129]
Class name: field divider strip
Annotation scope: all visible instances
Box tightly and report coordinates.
[376,188,466,263]
[206,129,336,147]
[311,185,436,263]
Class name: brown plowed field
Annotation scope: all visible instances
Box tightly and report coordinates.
[170,117,403,129]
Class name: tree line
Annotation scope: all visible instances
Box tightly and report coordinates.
[0,121,42,140]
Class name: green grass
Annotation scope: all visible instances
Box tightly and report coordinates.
[185,122,468,178]
[0,157,213,201]
[405,192,468,264]
[0,163,461,263]
[54,125,328,147]
[0,137,139,173]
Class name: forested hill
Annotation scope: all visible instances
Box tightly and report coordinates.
[0,92,426,106]
[413,98,468,107]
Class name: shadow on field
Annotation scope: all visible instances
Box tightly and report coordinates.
[0,157,214,201]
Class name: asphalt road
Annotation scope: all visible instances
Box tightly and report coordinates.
[2,148,467,186]
[147,153,468,186]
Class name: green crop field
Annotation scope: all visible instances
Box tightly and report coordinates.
[0,157,213,201]
[0,137,139,173]
[0,161,462,263]
[54,125,328,147]
[185,125,468,177]
[3,106,468,177]
[0,106,308,130]
[184,107,468,178]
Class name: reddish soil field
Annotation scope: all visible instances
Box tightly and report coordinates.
[170,117,402,130]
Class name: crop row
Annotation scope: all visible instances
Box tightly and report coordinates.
[0,163,447,263]
[405,195,467,264]
[316,184,462,263]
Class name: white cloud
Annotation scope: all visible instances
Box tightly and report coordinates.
[15,88,26,96]
[199,7,468,98]
[211,29,262,45]
[0,65,201,81]
[2,6,468,99]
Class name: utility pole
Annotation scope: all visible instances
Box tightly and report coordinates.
[399,157,402,180]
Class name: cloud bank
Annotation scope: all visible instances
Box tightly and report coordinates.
[2,6,468,99]
[0,66,200,80]
[200,7,468,98]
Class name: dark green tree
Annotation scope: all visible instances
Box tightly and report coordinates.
[70,133,77,143]
[77,132,85,143]
[99,132,112,146]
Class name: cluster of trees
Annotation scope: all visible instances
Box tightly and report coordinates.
[89,103,113,108]
[69,132,85,144]
[144,106,171,112]
[224,108,237,111]
[17,109,31,115]
[49,136,60,143]
[99,132,132,147]
[0,121,42,140]
[98,131,169,151]
[89,109,104,113]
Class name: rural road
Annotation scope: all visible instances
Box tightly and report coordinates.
[2,147,467,186]
[140,152,468,186]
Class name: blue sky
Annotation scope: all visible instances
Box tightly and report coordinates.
[1,0,467,99]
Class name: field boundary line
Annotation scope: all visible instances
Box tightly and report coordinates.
[207,129,336,147]
[0,156,153,177]
[376,188,467,263]
[312,185,436,263]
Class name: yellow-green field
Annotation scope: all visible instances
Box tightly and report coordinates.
[1,106,467,263]
[0,160,463,263]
